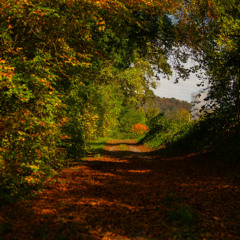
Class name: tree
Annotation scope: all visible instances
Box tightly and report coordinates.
[0,0,181,196]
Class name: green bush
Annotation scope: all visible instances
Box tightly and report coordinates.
[141,110,240,162]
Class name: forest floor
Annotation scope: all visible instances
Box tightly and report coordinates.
[0,140,240,240]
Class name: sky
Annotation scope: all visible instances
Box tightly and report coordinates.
[153,74,204,103]
[153,60,206,103]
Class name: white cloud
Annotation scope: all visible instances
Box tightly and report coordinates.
[153,59,207,102]
[153,74,204,102]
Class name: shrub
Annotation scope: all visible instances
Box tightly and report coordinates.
[130,123,148,135]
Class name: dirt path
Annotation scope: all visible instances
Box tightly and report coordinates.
[0,140,240,240]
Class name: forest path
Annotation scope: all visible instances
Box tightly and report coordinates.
[0,140,240,239]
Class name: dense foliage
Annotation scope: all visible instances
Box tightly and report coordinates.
[1,0,240,199]
[176,0,240,152]
[141,110,239,162]
[141,0,240,162]
[140,112,192,149]
[0,0,179,198]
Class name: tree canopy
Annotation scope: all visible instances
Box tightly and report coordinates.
[1,0,239,197]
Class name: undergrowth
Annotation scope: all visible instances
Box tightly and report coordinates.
[140,112,240,163]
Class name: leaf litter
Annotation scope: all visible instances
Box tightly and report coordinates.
[0,140,240,239]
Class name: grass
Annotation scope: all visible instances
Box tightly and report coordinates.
[88,137,110,156]
[168,204,198,228]
[119,144,128,151]
[162,191,201,240]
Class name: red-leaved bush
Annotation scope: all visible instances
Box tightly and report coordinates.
[130,123,148,135]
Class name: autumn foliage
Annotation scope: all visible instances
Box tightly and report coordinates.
[0,1,240,239]
[0,0,179,197]
[130,123,148,135]
[1,0,239,200]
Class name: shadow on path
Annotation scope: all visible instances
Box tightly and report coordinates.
[0,140,240,240]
